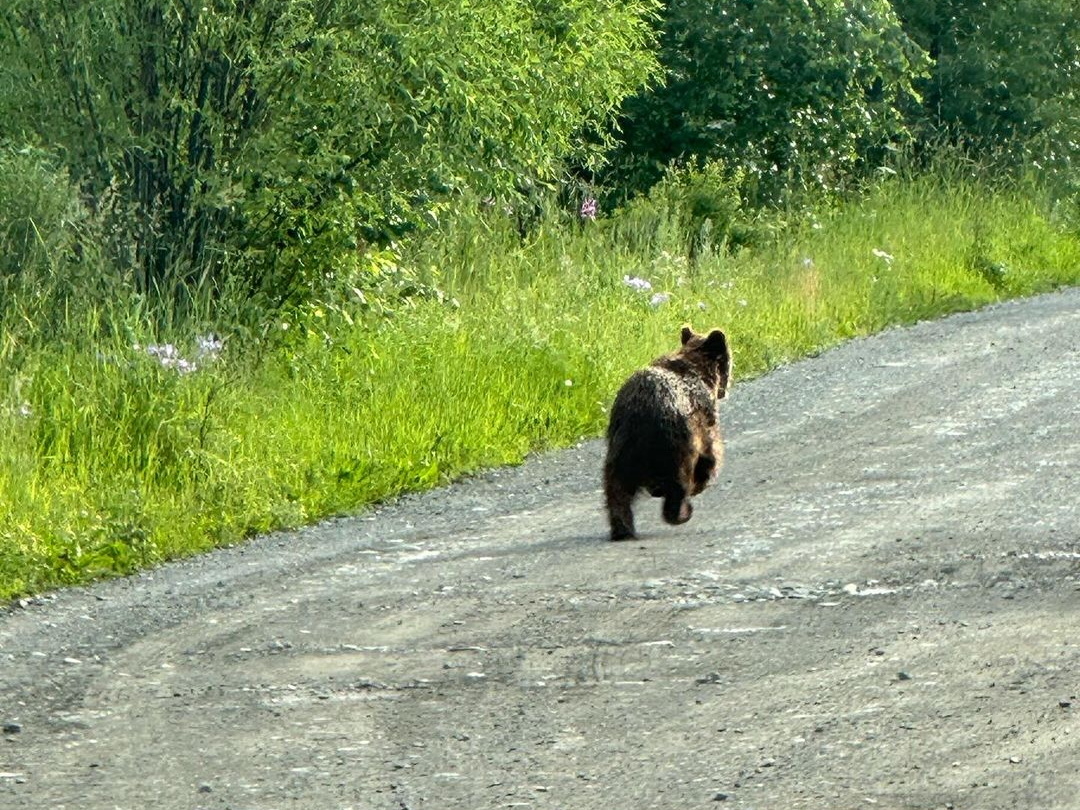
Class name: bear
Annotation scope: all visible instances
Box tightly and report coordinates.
[603,325,732,541]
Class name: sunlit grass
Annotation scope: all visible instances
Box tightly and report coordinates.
[2,172,1079,599]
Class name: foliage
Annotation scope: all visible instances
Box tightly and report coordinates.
[604,160,752,262]
[894,0,1080,173]
[0,146,113,357]
[605,0,928,200]
[0,147,94,286]
[0,0,659,305]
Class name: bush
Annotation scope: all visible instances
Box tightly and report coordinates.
[605,0,928,201]
[0,147,88,283]
[0,0,659,308]
[894,0,1080,172]
[0,146,109,354]
[606,160,750,261]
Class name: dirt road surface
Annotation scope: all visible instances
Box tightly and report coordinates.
[2,289,1079,810]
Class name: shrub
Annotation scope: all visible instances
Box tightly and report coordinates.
[606,0,927,201]
[0,0,659,308]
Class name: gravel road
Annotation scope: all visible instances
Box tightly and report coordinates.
[2,289,1078,810]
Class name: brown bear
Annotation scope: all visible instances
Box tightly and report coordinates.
[603,326,732,541]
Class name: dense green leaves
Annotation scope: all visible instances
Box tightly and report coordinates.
[606,0,928,200]
[0,0,659,302]
[1,0,1078,307]
[606,0,1080,200]
[894,0,1080,169]
[0,148,85,283]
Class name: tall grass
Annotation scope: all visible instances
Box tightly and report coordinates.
[2,168,1079,599]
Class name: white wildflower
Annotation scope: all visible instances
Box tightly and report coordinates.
[622,275,652,292]
[145,342,175,358]
[143,342,198,374]
[649,292,671,307]
[195,333,223,361]
[872,248,895,265]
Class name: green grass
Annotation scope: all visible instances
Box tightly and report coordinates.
[2,171,1079,599]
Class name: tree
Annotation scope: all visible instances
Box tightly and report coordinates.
[605,0,927,200]
[893,0,1080,169]
[0,0,659,303]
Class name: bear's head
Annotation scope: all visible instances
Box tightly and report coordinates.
[679,325,732,399]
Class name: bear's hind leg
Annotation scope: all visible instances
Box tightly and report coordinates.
[605,470,638,541]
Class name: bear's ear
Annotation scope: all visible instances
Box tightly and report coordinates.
[701,329,729,359]
[680,325,695,345]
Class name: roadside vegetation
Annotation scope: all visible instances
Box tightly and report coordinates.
[2,1,1079,599]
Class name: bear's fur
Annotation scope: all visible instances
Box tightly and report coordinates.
[603,326,731,541]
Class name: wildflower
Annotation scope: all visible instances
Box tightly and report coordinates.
[564,379,574,387]
[649,292,671,307]
[18,403,32,418]
[145,343,180,362]
[872,248,895,265]
[697,301,708,311]
[802,257,814,268]
[195,333,223,361]
[142,342,199,374]
[622,275,652,292]
[580,197,598,221]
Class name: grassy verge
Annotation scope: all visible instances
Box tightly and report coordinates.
[2,172,1079,599]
